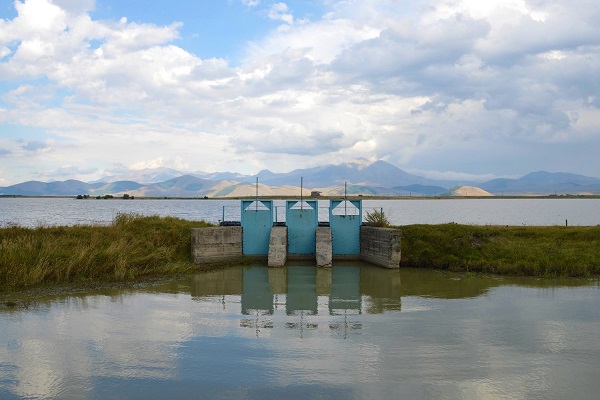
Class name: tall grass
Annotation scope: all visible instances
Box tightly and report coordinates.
[3,217,599,291]
[0,214,213,291]
[400,224,600,277]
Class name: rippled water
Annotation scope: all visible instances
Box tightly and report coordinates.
[1,264,599,399]
[1,197,599,227]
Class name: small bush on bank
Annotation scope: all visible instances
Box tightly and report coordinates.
[365,208,390,227]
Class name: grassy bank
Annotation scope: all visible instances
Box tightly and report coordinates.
[2,217,599,292]
[400,224,600,277]
[0,214,214,292]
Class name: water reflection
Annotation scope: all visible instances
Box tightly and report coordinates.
[1,266,599,400]
[286,266,319,316]
[189,264,401,339]
[191,264,402,315]
[242,267,273,315]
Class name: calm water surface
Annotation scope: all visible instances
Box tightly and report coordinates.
[1,264,599,399]
[1,197,599,227]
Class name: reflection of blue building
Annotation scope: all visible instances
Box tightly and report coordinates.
[286,266,318,316]
[329,265,361,315]
[241,266,273,315]
[191,264,401,316]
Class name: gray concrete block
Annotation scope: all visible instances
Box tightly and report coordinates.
[360,226,401,268]
[191,227,243,263]
[268,226,287,267]
[316,226,332,267]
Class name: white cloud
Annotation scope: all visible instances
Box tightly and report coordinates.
[14,0,67,35]
[41,165,98,181]
[129,156,189,171]
[52,0,95,15]
[0,46,11,59]
[268,2,294,25]
[246,16,380,64]
[0,0,599,184]
[241,0,260,7]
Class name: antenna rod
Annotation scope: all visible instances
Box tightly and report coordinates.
[344,181,347,216]
[301,176,303,210]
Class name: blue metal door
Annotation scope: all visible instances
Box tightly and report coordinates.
[329,200,362,256]
[286,200,318,256]
[241,200,273,255]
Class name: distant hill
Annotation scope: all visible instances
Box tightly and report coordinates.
[440,186,494,197]
[89,181,144,195]
[1,161,599,197]
[0,180,102,196]
[390,184,447,196]
[479,171,600,195]
[128,175,223,197]
[250,159,449,188]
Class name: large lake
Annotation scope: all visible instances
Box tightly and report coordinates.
[2,198,599,398]
[1,264,599,399]
[1,197,599,227]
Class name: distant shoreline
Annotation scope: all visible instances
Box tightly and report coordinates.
[2,194,600,200]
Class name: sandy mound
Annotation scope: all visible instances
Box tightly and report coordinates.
[450,186,494,197]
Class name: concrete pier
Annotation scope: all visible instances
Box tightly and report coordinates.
[268,226,288,267]
[316,226,333,267]
[191,227,243,264]
[191,199,402,269]
[360,226,401,268]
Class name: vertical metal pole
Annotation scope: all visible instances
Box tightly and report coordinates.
[344,181,347,216]
[222,206,225,224]
[301,176,304,211]
[255,177,258,211]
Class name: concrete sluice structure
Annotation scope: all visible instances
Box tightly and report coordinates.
[191,199,401,268]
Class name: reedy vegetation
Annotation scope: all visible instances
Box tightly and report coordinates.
[0,214,213,291]
[1,215,599,292]
[400,224,600,277]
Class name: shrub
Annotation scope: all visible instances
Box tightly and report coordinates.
[365,208,390,227]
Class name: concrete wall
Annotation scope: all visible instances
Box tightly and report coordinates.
[268,226,287,267]
[360,226,401,269]
[316,226,332,267]
[191,227,243,264]
[191,225,402,268]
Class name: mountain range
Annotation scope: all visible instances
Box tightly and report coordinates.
[2,159,600,197]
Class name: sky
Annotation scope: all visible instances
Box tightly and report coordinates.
[0,0,599,185]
